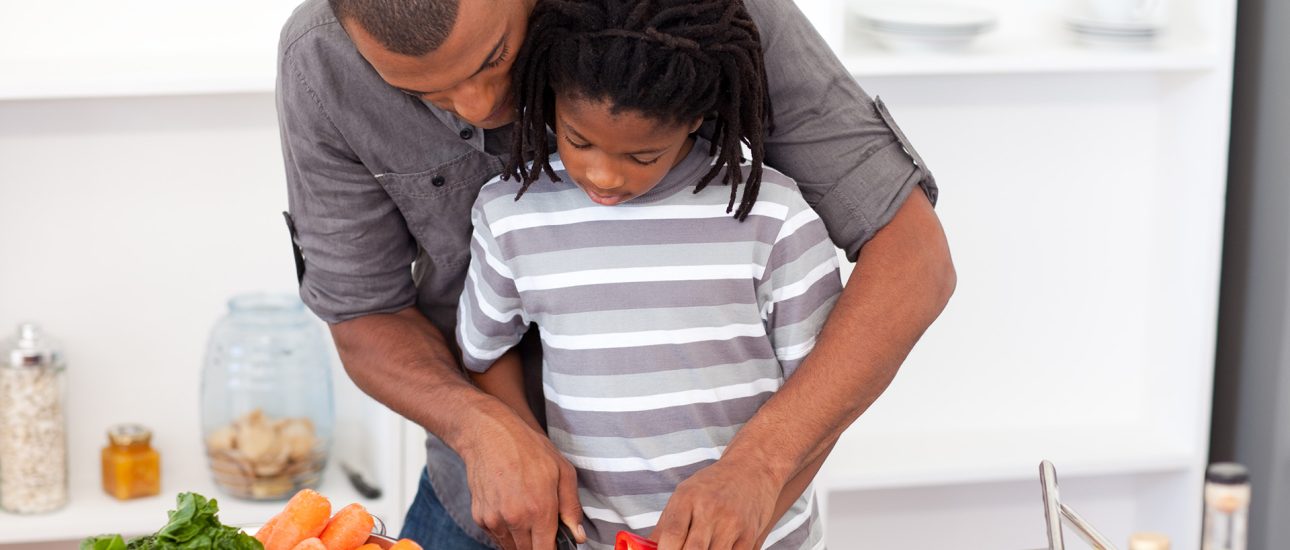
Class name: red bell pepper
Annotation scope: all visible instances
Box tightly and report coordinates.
[615,531,659,550]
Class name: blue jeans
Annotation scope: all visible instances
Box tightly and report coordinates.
[400,469,496,550]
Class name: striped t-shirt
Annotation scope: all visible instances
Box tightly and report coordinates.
[456,138,841,550]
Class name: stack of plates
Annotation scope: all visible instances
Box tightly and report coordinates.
[1063,13,1164,48]
[853,2,998,53]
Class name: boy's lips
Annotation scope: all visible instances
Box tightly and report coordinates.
[585,188,629,206]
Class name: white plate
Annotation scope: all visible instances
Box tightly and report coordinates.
[1069,29,1158,48]
[1063,12,1164,34]
[866,27,985,52]
[854,2,999,34]
[1065,22,1159,37]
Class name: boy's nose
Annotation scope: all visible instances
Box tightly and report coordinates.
[584,166,625,192]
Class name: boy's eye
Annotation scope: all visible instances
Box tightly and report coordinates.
[632,156,662,166]
[564,136,592,150]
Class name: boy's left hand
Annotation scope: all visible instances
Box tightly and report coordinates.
[650,458,781,550]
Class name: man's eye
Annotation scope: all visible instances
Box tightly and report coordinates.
[483,44,511,69]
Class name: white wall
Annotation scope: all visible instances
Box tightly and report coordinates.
[0,93,297,477]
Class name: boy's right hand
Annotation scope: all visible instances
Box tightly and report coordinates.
[458,396,586,550]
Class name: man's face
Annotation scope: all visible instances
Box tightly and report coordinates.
[345,0,532,129]
[553,94,701,207]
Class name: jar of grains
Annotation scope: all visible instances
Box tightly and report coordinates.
[0,323,69,513]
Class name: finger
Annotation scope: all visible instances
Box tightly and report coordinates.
[478,506,518,550]
[651,504,693,550]
[708,523,740,550]
[493,527,520,550]
[530,508,558,550]
[680,523,712,550]
[731,533,756,550]
[510,526,534,550]
[556,461,586,543]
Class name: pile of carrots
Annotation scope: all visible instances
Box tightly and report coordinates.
[254,489,422,550]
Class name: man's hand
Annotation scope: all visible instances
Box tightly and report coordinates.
[460,391,586,550]
[330,308,584,550]
[650,458,781,550]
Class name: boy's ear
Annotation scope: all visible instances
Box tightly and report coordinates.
[688,117,704,134]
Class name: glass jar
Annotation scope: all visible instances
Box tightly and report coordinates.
[1202,462,1250,550]
[0,323,69,514]
[201,293,334,500]
[101,424,161,500]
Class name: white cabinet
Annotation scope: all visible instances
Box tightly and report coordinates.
[809,0,1235,547]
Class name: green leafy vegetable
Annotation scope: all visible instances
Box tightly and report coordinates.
[81,493,263,550]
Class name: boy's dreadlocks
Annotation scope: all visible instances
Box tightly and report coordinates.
[506,0,773,220]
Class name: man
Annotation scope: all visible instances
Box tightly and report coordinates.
[276,0,955,549]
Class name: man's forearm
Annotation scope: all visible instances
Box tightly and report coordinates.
[723,191,955,485]
[329,306,508,454]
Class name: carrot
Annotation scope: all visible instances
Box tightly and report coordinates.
[255,513,282,547]
[265,489,332,550]
[388,539,424,550]
[290,538,328,550]
[354,545,381,550]
[319,503,374,550]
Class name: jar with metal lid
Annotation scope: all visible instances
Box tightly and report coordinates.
[0,323,69,514]
[101,424,161,500]
[1202,462,1250,550]
[201,293,334,500]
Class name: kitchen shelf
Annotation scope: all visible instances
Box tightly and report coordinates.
[819,426,1194,492]
[844,46,1219,78]
[0,36,1222,102]
[0,458,396,545]
[0,54,276,101]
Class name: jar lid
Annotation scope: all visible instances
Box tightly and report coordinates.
[1206,462,1250,485]
[4,323,63,369]
[108,424,153,446]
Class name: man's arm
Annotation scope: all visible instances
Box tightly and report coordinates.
[653,191,954,550]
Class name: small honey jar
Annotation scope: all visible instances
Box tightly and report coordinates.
[101,424,161,500]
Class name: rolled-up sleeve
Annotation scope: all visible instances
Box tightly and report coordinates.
[747,0,938,262]
[277,51,418,323]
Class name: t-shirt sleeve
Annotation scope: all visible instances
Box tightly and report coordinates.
[278,51,418,324]
[744,0,939,262]
[456,200,529,373]
[758,194,844,378]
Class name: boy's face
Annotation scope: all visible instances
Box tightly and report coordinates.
[345,0,533,129]
[554,95,701,207]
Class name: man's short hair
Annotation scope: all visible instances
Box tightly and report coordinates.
[329,0,460,56]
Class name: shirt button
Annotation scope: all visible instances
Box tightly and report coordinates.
[459,128,474,140]
[431,175,446,187]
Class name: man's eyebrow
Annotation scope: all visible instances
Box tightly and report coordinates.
[395,31,509,97]
[561,120,671,156]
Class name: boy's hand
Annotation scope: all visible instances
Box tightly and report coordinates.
[650,458,782,550]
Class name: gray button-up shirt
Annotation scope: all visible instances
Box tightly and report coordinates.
[277,0,937,544]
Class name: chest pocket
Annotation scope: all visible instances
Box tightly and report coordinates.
[377,151,504,270]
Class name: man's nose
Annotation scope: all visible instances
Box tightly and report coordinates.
[450,82,496,126]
